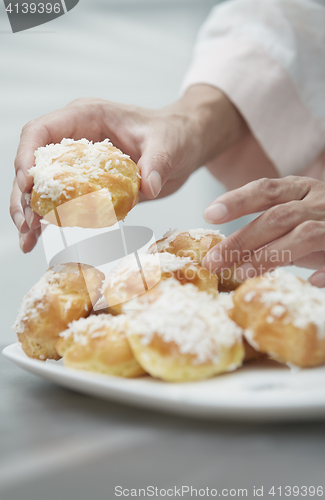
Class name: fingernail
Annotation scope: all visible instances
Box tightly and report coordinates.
[204,203,228,223]
[19,234,25,252]
[310,273,325,288]
[13,213,25,232]
[17,170,27,192]
[25,207,35,229]
[236,263,256,282]
[148,170,162,198]
[203,250,224,272]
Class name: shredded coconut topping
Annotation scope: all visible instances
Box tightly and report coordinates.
[161,228,225,244]
[258,271,325,337]
[29,138,134,201]
[244,291,256,303]
[12,268,67,334]
[24,193,31,205]
[12,265,87,335]
[124,280,242,365]
[158,253,196,272]
[271,305,286,317]
[102,253,197,292]
[13,277,49,334]
[59,314,127,346]
[244,328,260,350]
[216,292,235,311]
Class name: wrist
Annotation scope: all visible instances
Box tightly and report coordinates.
[177,84,248,165]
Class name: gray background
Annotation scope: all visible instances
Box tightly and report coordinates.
[0,2,321,499]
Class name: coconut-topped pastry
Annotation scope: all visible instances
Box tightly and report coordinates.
[13,263,104,361]
[148,228,241,292]
[56,314,146,378]
[102,252,219,315]
[232,270,325,368]
[124,279,244,382]
[217,291,265,362]
[29,138,140,228]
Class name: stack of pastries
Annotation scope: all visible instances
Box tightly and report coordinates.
[12,139,325,381]
[13,227,325,382]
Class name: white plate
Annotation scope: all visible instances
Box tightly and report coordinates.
[3,343,325,422]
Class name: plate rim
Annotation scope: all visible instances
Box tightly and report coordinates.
[3,343,325,422]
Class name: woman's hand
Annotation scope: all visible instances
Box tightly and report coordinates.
[203,176,325,288]
[10,85,248,253]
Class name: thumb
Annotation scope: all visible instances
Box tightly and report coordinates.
[138,145,174,200]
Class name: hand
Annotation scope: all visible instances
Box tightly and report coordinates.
[10,85,247,252]
[203,176,325,288]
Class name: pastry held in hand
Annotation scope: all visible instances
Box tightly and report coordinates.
[30,138,140,228]
[103,252,219,315]
[125,279,244,382]
[148,228,241,292]
[231,270,325,368]
[13,263,104,361]
[56,314,145,378]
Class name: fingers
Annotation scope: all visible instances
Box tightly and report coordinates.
[203,197,320,272]
[14,104,88,193]
[19,227,42,254]
[138,175,190,203]
[139,134,198,200]
[293,251,325,270]
[137,108,200,200]
[203,175,325,274]
[24,207,42,230]
[234,221,325,281]
[10,178,42,253]
[10,178,29,234]
[139,142,173,199]
[204,176,311,224]
[14,120,51,193]
[310,266,325,288]
[21,192,42,230]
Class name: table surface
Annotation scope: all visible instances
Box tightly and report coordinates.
[1,344,325,500]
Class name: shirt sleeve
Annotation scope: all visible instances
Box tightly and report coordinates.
[182,0,325,177]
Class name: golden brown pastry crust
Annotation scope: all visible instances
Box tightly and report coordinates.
[30,139,140,228]
[13,263,104,361]
[215,292,264,363]
[56,314,146,378]
[231,271,325,368]
[243,339,265,362]
[128,334,243,382]
[148,229,241,292]
[125,280,244,382]
[103,253,219,315]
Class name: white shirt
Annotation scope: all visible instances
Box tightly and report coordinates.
[182,0,325,186]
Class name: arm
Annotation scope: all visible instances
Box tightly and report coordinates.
[182,0,325,188]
